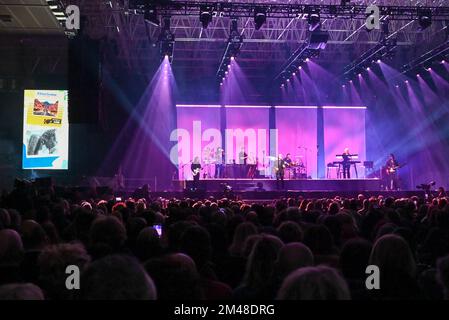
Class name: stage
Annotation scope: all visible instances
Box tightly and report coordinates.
[172,178,383,192]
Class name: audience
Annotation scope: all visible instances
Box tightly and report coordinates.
[0,181,449,300]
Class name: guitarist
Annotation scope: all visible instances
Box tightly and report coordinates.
[191,157,202,188]
[385,154,400,190]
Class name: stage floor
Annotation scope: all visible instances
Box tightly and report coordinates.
[172,178,383,192]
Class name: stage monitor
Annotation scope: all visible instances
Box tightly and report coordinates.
[22,89,69,170]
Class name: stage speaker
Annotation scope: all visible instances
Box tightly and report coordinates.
[68,33,101,123]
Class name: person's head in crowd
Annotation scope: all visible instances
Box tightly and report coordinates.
[70,206,96,244]
[89,216,127,259]
[420,227,449,267]
[384,197,395,208]
[144,253,202,300]
[38,242,90,300]
[126,217,147,249]
[229,222,258,257]
[393,227,416,256]
[276,242,314,280]
[6,209,21,232]
[0,283,44,300]
[277,221,303,244]
[167,221,195,252]
[0,229,24,266]
[41,221,60,245]
[81,254,156,300]
[241,235,283,294]
[374,222,396,240]
[241,234,262,258]
[245,211,259,225]
[21,220,48,251]
[303,224,335,256]
[436,254,449,300]
[339,238,372,280]
[135,226,163,262]
[0,209,11,229]
[112,202,126,213]
[328,202,340,215]
[370,234,416,278]
[277,266,350,300]
[80,201,92,211]
[322,215,342,246]
[179,225,212,272]
[206,223,229,257]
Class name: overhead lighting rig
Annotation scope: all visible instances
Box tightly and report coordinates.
[343,36,398,81]
[129,2,449,23]
[393,41,449,84]
[158,16,175,63]
[216,18,244,84]
[274,29,329,87]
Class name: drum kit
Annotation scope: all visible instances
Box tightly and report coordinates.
[267,155,307,179]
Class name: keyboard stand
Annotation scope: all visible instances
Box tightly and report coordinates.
[353,163,358,178]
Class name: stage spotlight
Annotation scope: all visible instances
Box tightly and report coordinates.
[366,67,370,71]
[200,5,213,29]
[307,8,321,31]
[381,19,389,36]
[144,5,160,27]
[442,60,447,64]
[427,67,432,71]
[418,8,432,30]
[254,7,266,30]
[158,17,175,63]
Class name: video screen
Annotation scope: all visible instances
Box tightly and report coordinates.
[22,89,69,170]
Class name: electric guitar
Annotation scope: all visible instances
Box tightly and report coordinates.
[192,167,203,177]
[386,163,406,174]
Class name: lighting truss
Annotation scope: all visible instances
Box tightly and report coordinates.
[274,30,329,86]
[158,17,175,63]
[343,37,398,80]
[399,40,449,76]
[128,1,449,22]
[216,18,244,83]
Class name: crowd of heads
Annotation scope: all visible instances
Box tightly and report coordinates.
[1,181,449,300]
